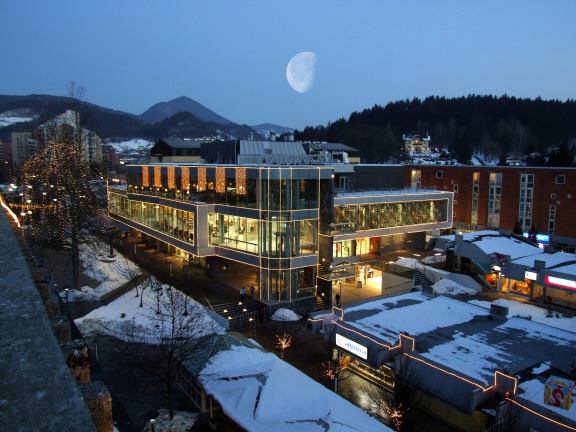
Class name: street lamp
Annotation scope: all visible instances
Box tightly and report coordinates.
[168,261,172,290]
[65,287,69,317]
[150,419,155,432]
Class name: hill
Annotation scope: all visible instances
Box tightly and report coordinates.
[296,95,576,165]
[139,96,232,124]
[0,94,259,142]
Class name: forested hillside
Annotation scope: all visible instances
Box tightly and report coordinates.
[296,95,576,165]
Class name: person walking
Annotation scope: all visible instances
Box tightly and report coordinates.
[335,293,341,306]
[240,287,246,302]
[250,284,255,298]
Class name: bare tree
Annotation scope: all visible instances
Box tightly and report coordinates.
[115,281,223,420]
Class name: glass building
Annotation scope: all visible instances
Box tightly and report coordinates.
[108,139,453,311]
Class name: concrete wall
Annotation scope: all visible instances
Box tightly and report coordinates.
[0,207,97,431]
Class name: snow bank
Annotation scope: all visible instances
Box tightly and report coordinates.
[271,308,302,321]
[432,279,478,296]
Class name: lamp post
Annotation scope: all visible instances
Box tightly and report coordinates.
[168,261,172,290]
[65,287,69,317]
[150,419,155,432]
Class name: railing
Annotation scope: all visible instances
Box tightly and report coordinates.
[204,297,216,313]
[413,260,437,285]
[334,187,441,197]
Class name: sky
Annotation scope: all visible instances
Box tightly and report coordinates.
[2,1,576,130]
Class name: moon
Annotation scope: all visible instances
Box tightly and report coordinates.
[286,52,317,93]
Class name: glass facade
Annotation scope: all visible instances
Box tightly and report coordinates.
[108,192,194,244]
[118,165,327,303]
[333,200,446,232]
[113,164,452,307]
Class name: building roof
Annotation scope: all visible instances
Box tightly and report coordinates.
[157,138,211,149]
[342,292,576,385]
[306,142,358,152]
[197,337,392,431]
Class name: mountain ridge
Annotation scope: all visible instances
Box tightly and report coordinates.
[0,94,290,141]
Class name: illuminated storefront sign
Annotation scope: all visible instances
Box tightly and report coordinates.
[336,334,368,360]
[545,275,576,291]
[525,270,537,281]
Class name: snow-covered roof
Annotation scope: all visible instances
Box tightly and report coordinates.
[441,230,543,261]
[199,344,392,432]
[513,251,576,268]
[339,292,576,386]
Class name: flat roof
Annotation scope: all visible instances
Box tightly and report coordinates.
[341,292,576,386]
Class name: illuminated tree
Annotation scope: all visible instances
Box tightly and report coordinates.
[275,333,292,359]
[19,83,101,290]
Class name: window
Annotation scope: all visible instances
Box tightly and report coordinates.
[551,193,556,199]
[556,175,565,184]
[549,205,556,234]
[453,184,458,197]
[518,173,534,231]
[436,171,443,178]
[488,172,502,228]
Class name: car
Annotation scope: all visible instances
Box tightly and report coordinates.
[100,226,120,236]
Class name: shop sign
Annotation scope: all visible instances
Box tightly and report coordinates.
[336,334,368,360]
[525,270,538,281]
[545,275,576,291]
[544,376,575,411]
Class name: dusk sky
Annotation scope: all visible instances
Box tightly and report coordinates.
[2,1,575,130]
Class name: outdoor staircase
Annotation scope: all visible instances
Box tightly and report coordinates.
[316,295,329,311]
[208,299,269,328]
[406,268,435,288]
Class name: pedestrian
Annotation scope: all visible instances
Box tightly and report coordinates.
[144,239,149,248]
[124,231,128,239]
[154,245,158,253]
[335,293,341,306]
[250,284,255,298]
[240,287,246,302]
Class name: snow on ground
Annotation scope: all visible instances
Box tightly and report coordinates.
[0,114,36,128]
[432,278,478,296]
[64,240,142,301]
[104,138,153,152]
[140,409,198,432]
[71,239,389,431]
[271,308,302,321]
[75,282,226,340]
[395,257,421,268]
[422,254,446,264]
[469,298,576,332]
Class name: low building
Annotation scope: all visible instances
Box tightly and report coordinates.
[319,291,576,431]
[403,133,432,153]
[436,230,576,310]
